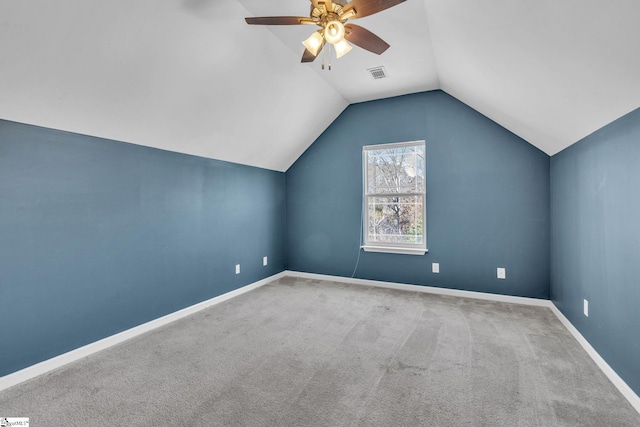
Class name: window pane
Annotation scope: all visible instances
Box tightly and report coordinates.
[367,196,424,244]
[366,145,425,194]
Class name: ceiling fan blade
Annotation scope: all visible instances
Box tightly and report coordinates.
[344,24,390,55]
[245,16,315,25]
[342,0,406,19]
[301,44,324,63]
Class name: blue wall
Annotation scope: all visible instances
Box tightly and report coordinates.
[2,91,638,397]
[551,107,640,396]
[0,120,285,376]
[286,91,550,299]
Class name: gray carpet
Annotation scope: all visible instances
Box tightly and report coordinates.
[1,277,639,426]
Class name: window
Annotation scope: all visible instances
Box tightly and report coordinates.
[362,141,427,255]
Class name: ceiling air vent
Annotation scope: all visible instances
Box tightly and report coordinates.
[367,66,388,80]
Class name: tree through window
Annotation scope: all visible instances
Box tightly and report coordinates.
[363,141,427,255]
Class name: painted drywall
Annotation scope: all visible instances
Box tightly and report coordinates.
[0,120,285,376]
[286,91,550,299]
[551,107,640,396]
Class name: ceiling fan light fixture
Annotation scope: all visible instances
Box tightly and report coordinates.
[334,39,352,58]
[246,0,405,65]
[324,20,345,45]
[302,31,324,56]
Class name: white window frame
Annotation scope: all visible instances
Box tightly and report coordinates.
[362,140,427,255]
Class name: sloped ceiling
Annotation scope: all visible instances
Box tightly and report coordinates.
[426,0,640,155]
[0,0,638,171]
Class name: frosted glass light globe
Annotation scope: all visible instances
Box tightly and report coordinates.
[324,20,345,45]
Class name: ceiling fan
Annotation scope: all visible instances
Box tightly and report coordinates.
[245,0,406,66]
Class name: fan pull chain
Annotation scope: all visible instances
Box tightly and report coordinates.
[320,44,333,71]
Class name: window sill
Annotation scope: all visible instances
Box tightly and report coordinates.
[361,246,428,256]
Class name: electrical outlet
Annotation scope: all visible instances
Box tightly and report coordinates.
[497,268,506,279]
[235,264,240,274]
[263,256,268,266]
[432,263,440,273]
[584,299,589,317]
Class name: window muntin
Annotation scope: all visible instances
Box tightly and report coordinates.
[363,141,426,254]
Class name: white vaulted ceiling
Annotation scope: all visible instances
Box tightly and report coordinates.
[0,0,639,171]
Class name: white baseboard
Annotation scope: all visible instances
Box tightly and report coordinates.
[3,269,639,416]
[284,270,553,307]
[0,272,285,392]
[284,270,640,415]
[548,304,640,414]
